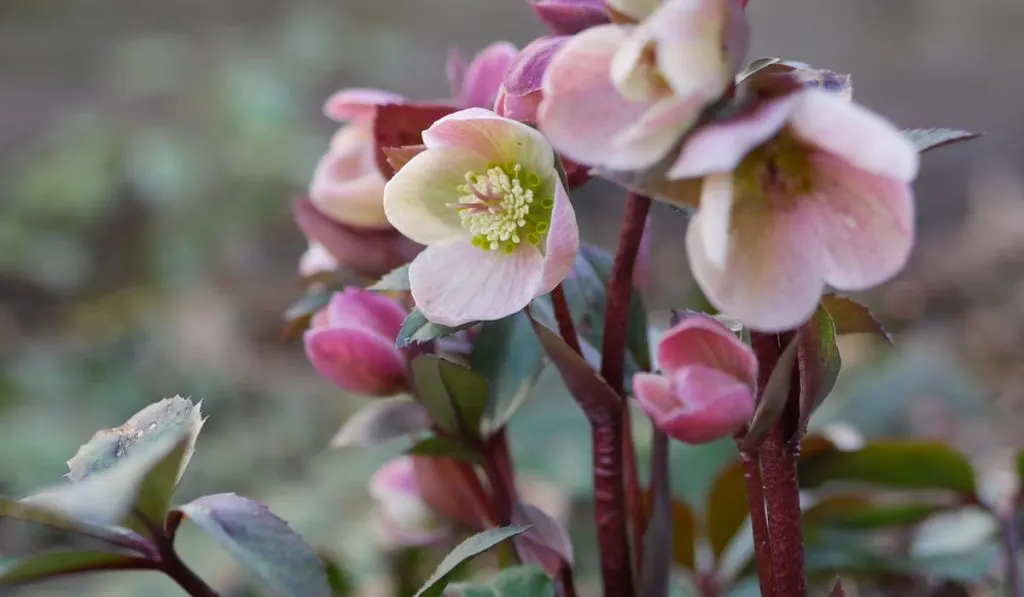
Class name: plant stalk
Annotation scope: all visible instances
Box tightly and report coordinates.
[739,448,775,597]
[1003,510,1023,597]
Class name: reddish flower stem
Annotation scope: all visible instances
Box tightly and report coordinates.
[551,284,582,354]
[739,448,775,597]
[623,413,645,573]
[1002,511,1023,597]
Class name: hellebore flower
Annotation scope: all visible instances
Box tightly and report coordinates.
[529,0,610,35]
[632,314,756,444]
[369,457,449,547]
[383,108,579,326]
[539,0,749,171]
[673,88,918,330]
[304,288,409,397]
[496,36,569,125]
[447,42,519,111]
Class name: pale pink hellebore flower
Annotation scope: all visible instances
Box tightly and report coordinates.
[673,89,918,330]
[369,457,449,547]
[303,288,409,397]
[383,108,579,326]
[539,0,748,171]
[632,314,756,444]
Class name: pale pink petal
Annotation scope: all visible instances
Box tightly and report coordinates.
[495,87,543,123]
[446,47,469,99]
[409,238,545,325]
[504,36,569,98]
[694,173,734,267]
[667,93,798,179]
[369,456,419,500]
[304,327,408,396]
[539,25,677,170]
[788,89,919,182]
[513,505,574,576]
[606,0,661,21]
[798,152,915,290]
[686,183,825,331]
[383,146,490,245]
[461,42,518,109]
[309,123,391,228]
[612,95,703,159]
[324,288,407,339]
[323,88,405,123]
[658,365,754,443]
[299,242,338,278]
[531,0,610,35]
[537,178,580,294]
[632,373,677,418]
[423,108,555,176]
[657,314,757,387]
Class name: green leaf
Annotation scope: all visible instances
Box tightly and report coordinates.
[820,294,892,343]
[453,566,555,597]
[410,355,489,437]
[329,397,431,448]
[439,358,489,436]
[470,313,546,432]
[413,526,530,597]
[397,309,474,348]
[0,550,145,587]
[706,460,748,563]
[369,264,411,291]
[903,128,980,153]
[284,289,333,324]
[799,440,977,495]
[796,307,842,435]
[743,334,799,449]
[529,319,620,418]
[406,436,481,463]
[169,493,331,597]
[0,498,143,550]
[803,495,945,530]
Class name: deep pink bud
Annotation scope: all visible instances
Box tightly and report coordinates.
[303,288,409,397]
[369,457,449,547]
[499,37,569,121]
[632,314,756,444]
[457,42,518,110]
[530,0,610,35]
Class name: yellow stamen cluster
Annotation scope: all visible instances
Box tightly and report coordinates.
[453,162,553,253]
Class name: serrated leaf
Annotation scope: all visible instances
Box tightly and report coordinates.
[742,334,799,449]
[67,396,204,484]
[796,307,841,437]
[800,440,977,495]
[0,498,145,550]
[529,319,620,419]
[329,397,431,448]
[410,355,489,437]
[414,526,531,597]
[0,550,146,587]
[398,309,474,348]
[452,566,555,597]
[903,128,980,153]
[284,289,333,325]
[470,313,546,433]
[169,493,331,597]
[369,264,411,291]
[406,436,481,463]
[706,460,747,563]
[820,294,892,343]
[803,495,945,530]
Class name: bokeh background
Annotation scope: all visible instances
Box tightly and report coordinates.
[1,0,1022,595]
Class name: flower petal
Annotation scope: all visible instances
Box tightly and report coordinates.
[657,313,757,387]
[800,152,915,290]
[422,108,555,177]
[668,93,798,180]
[304,327,408,396]
[383,146,489,245]
[323,288,408,339]
[686,179,825,331]
[299,242,339,278]
[531,0,610,35]
[659,364,754,444]
[504,36,569,97]
[539,25,680,170]
[369,456,419,500]
[789,89,919,182]
[538,177,580,294]
[632,373,677,419]
[323,88,405,122]
[461,42,518,109]
[309,125,390,228]
[409,238,545,326]
[607,0,661,21]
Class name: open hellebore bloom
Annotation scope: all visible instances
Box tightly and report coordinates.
[539,0,749,171]
[383,108,579,326]
[633,314,756,444]
[304,288,409,397]
[369,456,450,547]
[310,89,404,228]
[673,88,918,330]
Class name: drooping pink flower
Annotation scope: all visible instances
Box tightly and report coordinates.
[539,0,749,171]
[529,0,610,35]
[671,88,918,331]
[303,288,409,397]
[369,457,450,547]
[383,108,579,326]
[632,314,756,444]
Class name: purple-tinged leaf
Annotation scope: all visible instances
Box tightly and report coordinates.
[406,435,481,464]
[329,397,431,448]
[820,293,892,344]
[829,578,846,597]
[0,498,148,552]
[169,493,331,597]
[528,319,620,419]
[903,128,980,153]
[414,526,531,597]
[706,460,747,564]
[796,306,841,437]
[0,550,150,587]
[512,505,574,578]
[373,103,457,178]
[742,334,799,450]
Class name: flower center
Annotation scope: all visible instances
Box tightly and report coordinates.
[451,162,554,254]
[734,130,815,208]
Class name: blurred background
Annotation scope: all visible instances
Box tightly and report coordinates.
[1,0,1022,595]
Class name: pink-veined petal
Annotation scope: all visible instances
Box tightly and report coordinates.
[304,327,408,396]
[461,42,518,109]
[789,89,919,182]
[324,288,407,339]
[686,182,825,332]
[667,93,798,179]
[657,314,757,387]
[383,146,490,245]
[539,25,678,170]
[632,372,677,419]
[423,108,555,177]
[504,36,569,98]
[799,152,915,290]
[658,364,754,443]
[409,238,545,326]
[323,88,405,123]
[537,178,580,295]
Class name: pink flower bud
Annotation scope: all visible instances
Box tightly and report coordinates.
[530,0,610,35]
[496,37,568,125]
[632,314,756,444]
[369,457,449,547]
[412,456,493,527]
[303,288,409,397]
